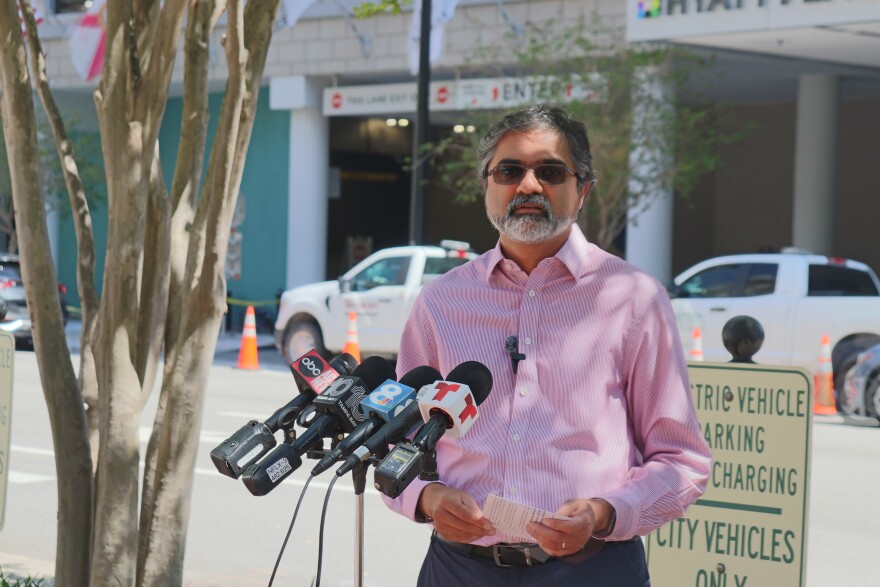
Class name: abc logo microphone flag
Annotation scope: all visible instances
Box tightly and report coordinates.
[417,381,479,438]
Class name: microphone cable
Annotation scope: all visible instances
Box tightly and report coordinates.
[267,475,314,587]
[314,475,340,587]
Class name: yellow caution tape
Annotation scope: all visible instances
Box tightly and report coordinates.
[64,298,277,316]
[225,298,278,308]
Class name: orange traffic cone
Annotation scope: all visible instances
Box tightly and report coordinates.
[237,305,260,370]
[813,334,836,415]
[690,327,704,362]
[342,311,361,363]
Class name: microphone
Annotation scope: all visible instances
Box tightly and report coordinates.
[311,366,442,476]
[241,356,395,496]
[412,361,493,451]
[209,351,357,479]
[373,361,493,498]
[505,335,525,374]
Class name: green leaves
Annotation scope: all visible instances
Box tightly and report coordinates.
[353,0,412,19]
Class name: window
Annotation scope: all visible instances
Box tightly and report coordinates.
[53,0,90,14]
[422,256,470,285]
[808,265,879,297]
[350,257,410,291]
[0,262,22,282]
[678,264,744,298]
[741,264,778,297]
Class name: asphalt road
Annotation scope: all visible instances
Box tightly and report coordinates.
[0,344,878,586]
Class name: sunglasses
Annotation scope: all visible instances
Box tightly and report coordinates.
[485,163,579,186]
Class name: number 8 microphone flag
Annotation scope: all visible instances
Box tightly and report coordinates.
[69,0,107,81]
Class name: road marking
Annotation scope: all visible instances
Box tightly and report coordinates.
[219,411,265,420]
[11,445,54,457]
[138,427,230,445]
[8,471,53,484]
[193,467,379,495]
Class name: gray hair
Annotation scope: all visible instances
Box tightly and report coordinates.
[476,103,595,192]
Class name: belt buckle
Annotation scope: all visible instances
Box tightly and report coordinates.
[492,545,531,567]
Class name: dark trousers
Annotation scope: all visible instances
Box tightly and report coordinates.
[418,536,650,587]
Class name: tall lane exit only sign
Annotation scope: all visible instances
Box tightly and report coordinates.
[645,362,812,587]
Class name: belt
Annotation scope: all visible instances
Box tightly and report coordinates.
[433,531,555,567]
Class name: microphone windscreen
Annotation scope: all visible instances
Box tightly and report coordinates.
[399,366,442,390]
[351,356,397,390]
[331,352,359,375]
[445,361,493,404]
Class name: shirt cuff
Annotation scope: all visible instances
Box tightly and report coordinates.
[398,478,446,523]
[595,487,642,541]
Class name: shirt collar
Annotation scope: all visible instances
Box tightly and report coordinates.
[482,224,592,282]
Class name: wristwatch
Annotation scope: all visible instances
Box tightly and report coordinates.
[591,501,617,540]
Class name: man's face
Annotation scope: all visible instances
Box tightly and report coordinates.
[484,129,589,244]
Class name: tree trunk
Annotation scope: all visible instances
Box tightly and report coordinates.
[90,4,147,584]
[136,1,279,584]
[0,2,93,584]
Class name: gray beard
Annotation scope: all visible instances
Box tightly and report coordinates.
[487,193,577,244]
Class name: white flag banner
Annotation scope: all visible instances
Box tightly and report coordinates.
[408,0,461,75]
[277,0,319,30]
[68,0,107,81]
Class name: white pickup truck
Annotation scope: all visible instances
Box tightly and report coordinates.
[669,251,880,396]
[274,241,476,363]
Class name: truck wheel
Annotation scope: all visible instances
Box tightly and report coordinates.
[282,320,326,363]
[865,374,880,423]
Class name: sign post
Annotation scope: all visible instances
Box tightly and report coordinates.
[0,331,14,531]
[645,362,812,587]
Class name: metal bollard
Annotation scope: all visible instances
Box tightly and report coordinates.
[721,315,764,363]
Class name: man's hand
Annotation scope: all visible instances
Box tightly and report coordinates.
[526,498,613,557]
[417,484,496,543]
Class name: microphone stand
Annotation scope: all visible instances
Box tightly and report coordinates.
[350,461,368,587]
[310,446,369,587]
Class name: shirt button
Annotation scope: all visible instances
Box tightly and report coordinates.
[528,289,536,297]
[509,486,517,494]
[512,434,521,442]
[519,388,528,396]
[524,337,531,345]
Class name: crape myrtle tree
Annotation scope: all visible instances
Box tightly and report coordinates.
[0,0,280,585]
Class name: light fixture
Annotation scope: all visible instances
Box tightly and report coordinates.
[466,125,476,133]
[386,118,398,127]
[453,124,465,133]
[398,119,410,127]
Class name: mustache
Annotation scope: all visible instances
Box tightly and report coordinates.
[506,193,550,216]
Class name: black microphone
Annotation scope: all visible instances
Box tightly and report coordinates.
[373,361,493,498]
[209,351,357,479]
[241,356,395,496]
[311,366,442,476]
[505,335,525,374]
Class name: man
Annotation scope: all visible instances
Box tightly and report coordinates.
[384,104,711,585]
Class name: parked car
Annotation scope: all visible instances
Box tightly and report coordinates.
[0,254,70,347]
[274,240,477,362]
[669,250,880,395]
[840,343,880,421]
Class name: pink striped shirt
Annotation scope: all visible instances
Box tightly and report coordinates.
[384,225,711,544]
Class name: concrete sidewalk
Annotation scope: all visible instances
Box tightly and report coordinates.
[64,319,275,356]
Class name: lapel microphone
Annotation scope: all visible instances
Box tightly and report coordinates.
[505,335,526,374]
